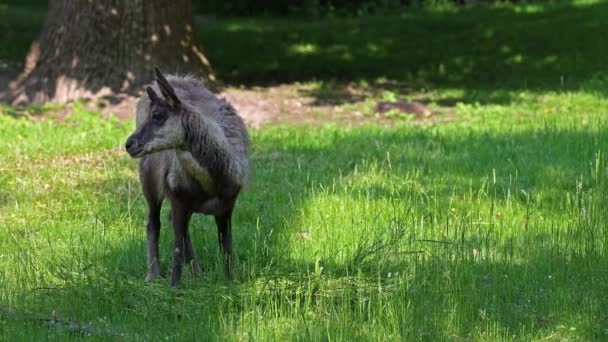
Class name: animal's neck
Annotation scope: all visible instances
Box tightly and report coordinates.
[180,111,239,194]
[181,111,225,165]
[178,106,248,199]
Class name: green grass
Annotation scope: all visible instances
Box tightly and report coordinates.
[2,91,608,340]
[2,0,608,340]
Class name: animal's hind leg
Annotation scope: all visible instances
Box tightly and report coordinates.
[183,212,201,275]
[215,199,236,281]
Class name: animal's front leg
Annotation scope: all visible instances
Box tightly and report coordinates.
[170,201,189,287]
[145,204,162,282]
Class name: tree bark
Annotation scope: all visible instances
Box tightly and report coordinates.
[5,0,213,105]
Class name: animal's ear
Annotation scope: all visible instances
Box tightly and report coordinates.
[154,66,181,109]
[146,86,159,101]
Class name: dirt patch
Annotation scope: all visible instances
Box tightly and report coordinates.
[2,72,456,127]
[220,84,335,128]
[218,83,456,128]
[89,83,375,127]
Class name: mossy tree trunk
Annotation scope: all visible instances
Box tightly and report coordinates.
[6,0,213,104]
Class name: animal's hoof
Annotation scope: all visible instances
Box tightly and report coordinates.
[190,260,202,275]
[145,271,161,282]
[224,272,234,283]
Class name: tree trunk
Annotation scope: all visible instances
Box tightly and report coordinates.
[5,0,213,105]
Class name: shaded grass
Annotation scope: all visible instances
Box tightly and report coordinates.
[0,3,45,70]
[197,0,608,96]
[2,1,607,97]
[1,89,608,340]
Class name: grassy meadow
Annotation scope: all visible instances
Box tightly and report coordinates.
[1,0,608,340]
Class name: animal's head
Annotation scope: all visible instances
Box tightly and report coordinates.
[125,66,185,158]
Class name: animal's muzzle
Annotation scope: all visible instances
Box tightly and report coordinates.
[125,136,144,158]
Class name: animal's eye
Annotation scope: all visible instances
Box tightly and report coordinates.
[152,111,165,121]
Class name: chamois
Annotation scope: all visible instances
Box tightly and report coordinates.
[125,67,249,286]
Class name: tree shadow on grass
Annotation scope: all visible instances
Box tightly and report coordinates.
[272,247,608,340]
[200,1,608,106]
